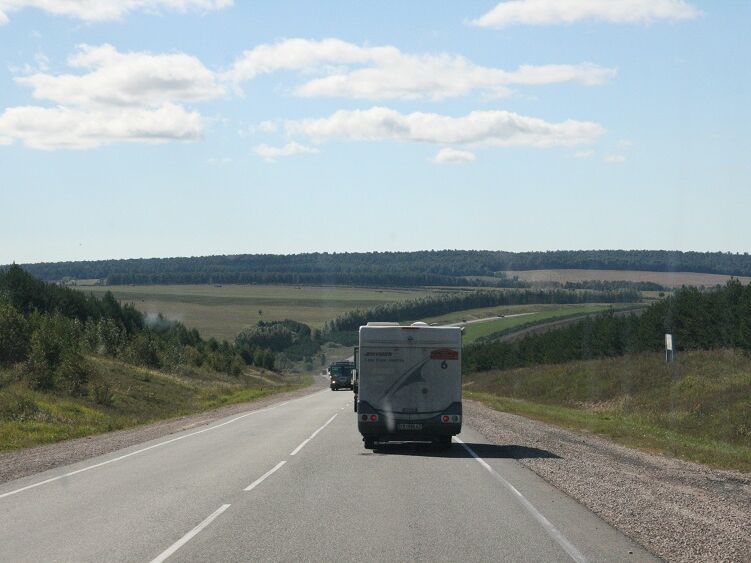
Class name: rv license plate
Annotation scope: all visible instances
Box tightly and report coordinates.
[398,423,423,430]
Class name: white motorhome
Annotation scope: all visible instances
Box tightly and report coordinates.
[356,322,462,449]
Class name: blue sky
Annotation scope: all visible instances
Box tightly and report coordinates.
[0,0,749,264]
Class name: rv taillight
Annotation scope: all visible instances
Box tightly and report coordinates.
[370,414,379,422]
[442,415,450,423]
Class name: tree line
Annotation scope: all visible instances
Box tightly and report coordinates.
[11,249,751,285]
[325,289,641,333]
[463,280,751,373]
[0,266,275,400]
[105,271,526,288]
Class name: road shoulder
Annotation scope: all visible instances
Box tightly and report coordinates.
[464,398,751,562]
[0,378,326,485]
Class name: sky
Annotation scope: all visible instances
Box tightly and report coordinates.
[0,0,749,264]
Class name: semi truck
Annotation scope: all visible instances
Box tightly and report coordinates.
[356,322,462,449]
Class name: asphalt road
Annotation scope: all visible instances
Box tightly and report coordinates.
[0,387,656,562]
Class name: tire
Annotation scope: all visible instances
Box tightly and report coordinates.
[364,437,375,449]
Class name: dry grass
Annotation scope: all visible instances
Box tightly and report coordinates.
[77,284,444,340]
[465,349,751,471]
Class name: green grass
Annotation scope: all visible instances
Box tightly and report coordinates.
[464,349,751,472]
[78,284,449,341]
[0,356,310,451]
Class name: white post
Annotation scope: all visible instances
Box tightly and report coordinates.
[665,333,674,363]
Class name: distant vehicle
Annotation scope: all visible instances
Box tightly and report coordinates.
[356,322,462,449]
[329,360,355,391]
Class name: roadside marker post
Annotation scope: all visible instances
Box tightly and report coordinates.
[665,333,675,363]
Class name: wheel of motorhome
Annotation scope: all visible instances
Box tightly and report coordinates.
[356,322,462,446]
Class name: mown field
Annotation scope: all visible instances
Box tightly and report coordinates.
[78,284,447,341]
[0,356,309,451]
[464,349,751,472]
[504,269,751,288]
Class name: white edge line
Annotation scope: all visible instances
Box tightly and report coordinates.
[244,461,286,491]
[150,503,231,563]
[290,413,338,456]
[0,390,321,500]
[454,437,587,563]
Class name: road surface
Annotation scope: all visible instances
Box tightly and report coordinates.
[0,388,655,562]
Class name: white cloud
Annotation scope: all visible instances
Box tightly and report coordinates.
[0,103,202,149]
[17,44,224,108]
[604,154,626,163]
[228,38,615,100]
[471,0,700,28]
[258,120,278,133]
[287,106,604,147]
[574,149,595,158]
[433,148,476,164]
[254,141,318,162]
[0,0,232,25]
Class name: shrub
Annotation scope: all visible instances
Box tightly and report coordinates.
[0,300,30,366]
[91,381,114,406]
[24,313,83,391]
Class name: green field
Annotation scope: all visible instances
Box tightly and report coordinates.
[420,303,641,343]
[78,284,446,341]
[464,349,751,472]
[0,356,310,451]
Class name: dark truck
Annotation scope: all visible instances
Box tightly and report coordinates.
[329,360,355,391]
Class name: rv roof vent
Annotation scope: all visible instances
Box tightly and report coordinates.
[411,322,428,326]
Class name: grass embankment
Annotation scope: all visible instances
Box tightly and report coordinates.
[0,356,311,451]
[464,349,751,472]
[79,284,445,340]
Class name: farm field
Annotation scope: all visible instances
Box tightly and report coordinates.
[77,284,447,341]
[504,269,751,287]
[421,303,640,343]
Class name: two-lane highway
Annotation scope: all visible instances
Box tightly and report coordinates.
[0,388,656,562]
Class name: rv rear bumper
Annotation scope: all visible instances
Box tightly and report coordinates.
[357,401,462,440]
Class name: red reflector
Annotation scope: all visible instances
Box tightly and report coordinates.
[442,415,450,422]
[370,414,378,422]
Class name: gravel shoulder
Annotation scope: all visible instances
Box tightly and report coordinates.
[0,377,327,485]
[465,399,751,562]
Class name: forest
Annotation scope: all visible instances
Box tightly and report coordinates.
[11,249,751,285]
[463,280,751,373]
[0,266,274,400]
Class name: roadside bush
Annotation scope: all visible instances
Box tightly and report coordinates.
[0,300,30,366]
[122,332,161,368]
[91,381,114,406]
[24,313,85,391]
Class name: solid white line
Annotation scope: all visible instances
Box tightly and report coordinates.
[244,461,286,492]
[290,413,338,456]
[150,503,231,563]
[454,437,587,563]
[0,391,322,501]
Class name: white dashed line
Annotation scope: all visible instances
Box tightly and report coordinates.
[150,503,231,563]
[244,461,287,492]
[290,413,338,456]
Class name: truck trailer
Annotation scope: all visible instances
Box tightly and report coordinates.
[356,322,462,449]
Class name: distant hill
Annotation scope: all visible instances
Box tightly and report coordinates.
[7,250,751,286]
